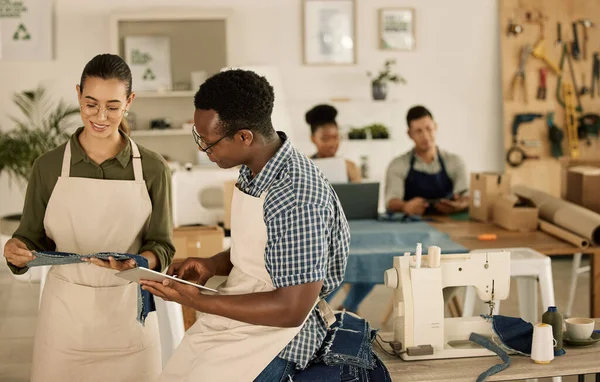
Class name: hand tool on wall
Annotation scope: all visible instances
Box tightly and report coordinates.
[579,73,589,96]
[508,44,531,103]
[556,43,583,111]
[578,113,600,145]
[571,22,581,60]
[547,112,564,158]
[556,22,562,46]
[536,68,548,100]
[577,19,594,61]
[592,53,600,98]
[563,82,580,158]
[506,113,543,167]
[507,19,524,36]
[506,146,540,167]
[525,9,547,40]
[532,39,561,74]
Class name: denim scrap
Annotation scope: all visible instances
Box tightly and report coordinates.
[485,314,534,356]
[28,251,155,324]
[294,311,391,381]
[469,332,511,382]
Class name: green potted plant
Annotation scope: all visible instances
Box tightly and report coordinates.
[364,123,390,139]
[347,127,367,140]
[367,59,407,101]
[0,87,79,236]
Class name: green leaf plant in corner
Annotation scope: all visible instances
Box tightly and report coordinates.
[0,86,79,186]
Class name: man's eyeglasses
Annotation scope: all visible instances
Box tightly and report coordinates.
[80,103,127,120]
[192,125,234,154]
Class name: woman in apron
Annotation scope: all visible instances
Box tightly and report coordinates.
[305,103,361,183]
[140,69,348,382]
[3,53,175,382]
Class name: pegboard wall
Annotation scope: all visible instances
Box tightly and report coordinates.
[500,0,600,197]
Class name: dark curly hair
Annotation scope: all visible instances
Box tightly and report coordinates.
[305,104,338,134]
[194,69,275,137]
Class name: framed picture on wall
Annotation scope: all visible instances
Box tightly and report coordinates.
[302,0,356,65]
[124,36,173,92]
[378,8,415,51]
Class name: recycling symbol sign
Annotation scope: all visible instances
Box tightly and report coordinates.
[142,68,156,81]
[13,23,31,40]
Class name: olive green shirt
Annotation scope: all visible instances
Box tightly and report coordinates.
[9,127,175,274]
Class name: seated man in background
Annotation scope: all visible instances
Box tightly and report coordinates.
[385,105,468,216]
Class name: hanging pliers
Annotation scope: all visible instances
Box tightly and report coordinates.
[508,44,531,103]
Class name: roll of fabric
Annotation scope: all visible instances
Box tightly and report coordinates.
[513,185,600,245]
[538,220,590,249]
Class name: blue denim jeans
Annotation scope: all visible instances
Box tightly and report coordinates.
[326,283,376,312]
[293,311,391,382]
[28,251,155,324]
[255,357,298,382]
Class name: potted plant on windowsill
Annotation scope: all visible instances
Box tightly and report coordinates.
[367,59,407,101]
[0,87,79,236]
[347,127,367,140]
[365,123,390,139]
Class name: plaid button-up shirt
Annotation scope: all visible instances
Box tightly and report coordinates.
[236,132,350,369]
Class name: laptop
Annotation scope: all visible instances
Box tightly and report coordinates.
[312,157,348,184]
[332,182,380,220]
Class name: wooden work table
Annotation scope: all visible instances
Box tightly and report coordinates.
[376,320,600,381]
[429,220,600,318]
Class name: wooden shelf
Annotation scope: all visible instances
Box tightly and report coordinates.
[131,129,190,137]
[135,90,196,99]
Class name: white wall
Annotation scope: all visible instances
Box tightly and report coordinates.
[0,0,503,217]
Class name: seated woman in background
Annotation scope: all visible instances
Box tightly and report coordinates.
[306,104,361,183]
[306,104,372,313]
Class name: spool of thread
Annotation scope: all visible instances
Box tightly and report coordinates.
[428,246,441,268]
[542,306,565,356]
[531,323,557,364]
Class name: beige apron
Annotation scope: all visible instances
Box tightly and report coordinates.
[31,139,162,382]
[159,185,334,382]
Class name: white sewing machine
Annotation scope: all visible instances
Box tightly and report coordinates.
[384,245,511,361]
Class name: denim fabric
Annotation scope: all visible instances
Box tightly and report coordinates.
[28,251,155,324]
[294,352,391,382]
[325,283,376,313]
[345,220,467,284]
[255,357,298,382]
[469,332,511,382]
[379,212,429,222]
[488,315,533,356]
[293,312,391,382]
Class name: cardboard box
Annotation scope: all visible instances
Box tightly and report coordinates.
[492,194,539,231]
[173,225,224,261]
[223,180,236,230]
[469,172,511,222]
[559,158,600,199]
[565,166,600,213]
